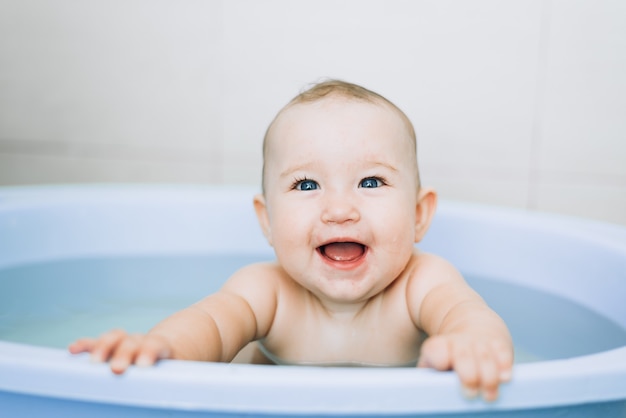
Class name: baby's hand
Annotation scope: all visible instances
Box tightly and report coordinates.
[68,329,172,374]
[417,333,513,402]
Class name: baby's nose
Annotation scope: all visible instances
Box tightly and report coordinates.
[320,193,360,224]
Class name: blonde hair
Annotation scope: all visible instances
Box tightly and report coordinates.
[262,79,420,192]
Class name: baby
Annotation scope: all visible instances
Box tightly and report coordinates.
[69,80,513,401]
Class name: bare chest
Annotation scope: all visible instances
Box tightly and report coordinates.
[261,301,422,367]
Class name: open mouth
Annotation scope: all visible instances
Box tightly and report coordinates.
[318,242,367,262]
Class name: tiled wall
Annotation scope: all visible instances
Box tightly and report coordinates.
[1,0,624,225]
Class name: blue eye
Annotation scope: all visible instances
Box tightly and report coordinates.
[295,179,319,191]
[359,177,382,188]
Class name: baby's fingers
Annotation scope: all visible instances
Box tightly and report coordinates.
[68,330,169,375]
[108,334,145,374]
[451,344,480,399]
[494,340,514,382]
[110,335,172,374]
[475,345,501,402]
[89,329,128,363]
[135,336,172,367]
[68,337,97,355]
[457,342,510,402]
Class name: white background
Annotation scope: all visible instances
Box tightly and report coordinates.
[1,0,624,225]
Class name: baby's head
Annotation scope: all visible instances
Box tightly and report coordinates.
[261,80,420,195]
[254,79,436,303]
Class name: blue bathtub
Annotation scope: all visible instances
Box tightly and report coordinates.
[1,185,625,417]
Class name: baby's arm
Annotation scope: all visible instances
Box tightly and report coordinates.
[407,253,513,402]
[68,263,279,374]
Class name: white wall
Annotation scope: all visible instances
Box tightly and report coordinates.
[0,0,625,225]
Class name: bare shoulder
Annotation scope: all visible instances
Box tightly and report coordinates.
[217,261,309,343]
[408,250,465,287]
[405,251,468,314]
[227,261,285,280]
[221,261,286,296]
[206,261,290,340]
[221,261,307,307]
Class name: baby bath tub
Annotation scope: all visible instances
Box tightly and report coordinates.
[0,184,625,417]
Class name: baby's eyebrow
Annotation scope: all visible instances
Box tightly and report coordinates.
[362,160,400,173]
[279,162,317,179]
[279,160,399,179]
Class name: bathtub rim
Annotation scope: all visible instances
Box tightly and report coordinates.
[0,340,625,415]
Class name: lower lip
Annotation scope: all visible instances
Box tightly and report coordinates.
[317,247,368,270]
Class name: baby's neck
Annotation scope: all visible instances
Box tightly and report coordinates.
[313,293,377,321]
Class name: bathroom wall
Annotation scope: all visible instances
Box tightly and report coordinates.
[0,0,624,225]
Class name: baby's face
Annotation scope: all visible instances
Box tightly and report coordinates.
[259,98,420,307]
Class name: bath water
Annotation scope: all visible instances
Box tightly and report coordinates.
[1,255,625,364]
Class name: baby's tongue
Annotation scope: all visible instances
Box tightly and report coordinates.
[322,242,364,261]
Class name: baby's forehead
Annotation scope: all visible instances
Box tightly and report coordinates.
[266,98,417,165]
[269,96,412,140]
[281,96,389,119]
[263,98,416,178]
[261,90,419,191]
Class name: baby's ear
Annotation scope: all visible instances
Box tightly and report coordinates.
[253,194,273,246]
[414,188,437,243]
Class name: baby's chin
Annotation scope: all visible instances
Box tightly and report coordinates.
[308,275,388,307]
